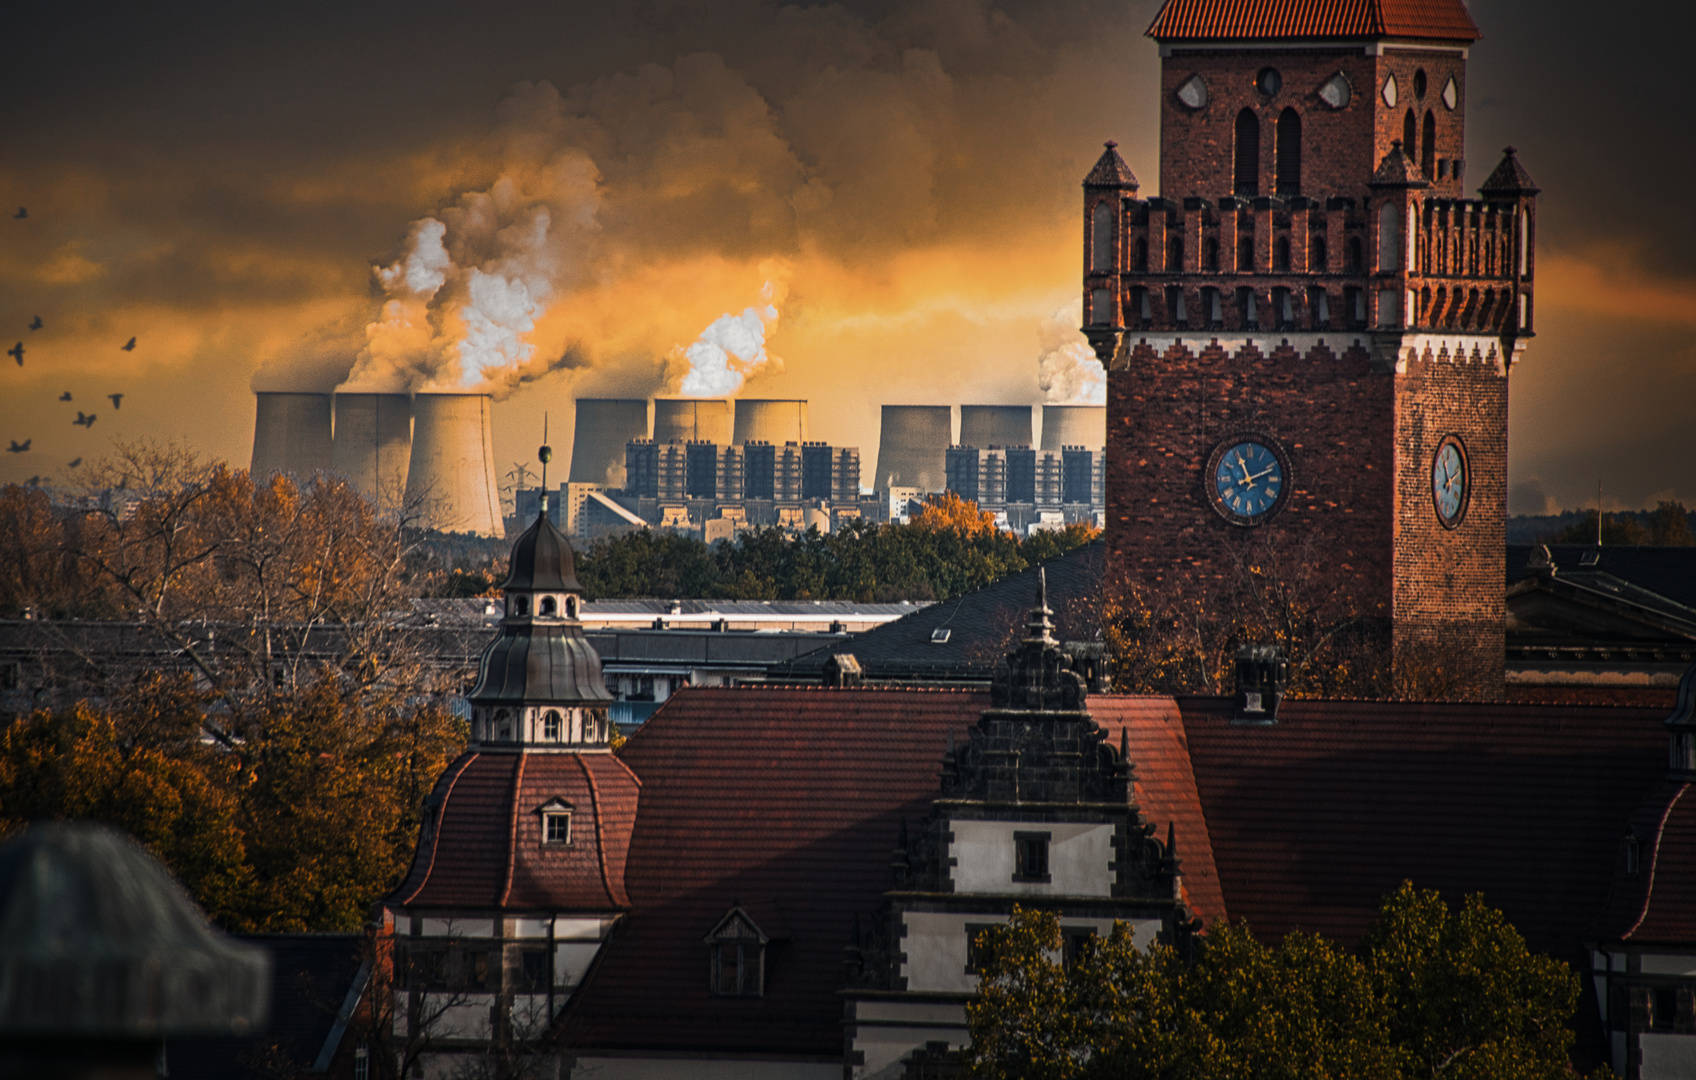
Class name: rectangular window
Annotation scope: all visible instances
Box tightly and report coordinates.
[1013,831,1051,882]
[1653,986,1678,1031]
[1062,927,1098,969]
[1377,289,1400,328]
[354,1043,369,1080]
[1165,287,1186,324]
[1129,285,1148,324]
[1345,286,1364,327]
[1204,287,1222,327]
[710,942,763,997]
[545,812,572,845]
[1309,287,1330,329]
[1272,287,1292,328]
[1236,287,1257,330]
[518,949,550,992]
[1090,288,1113,326]
[965,922,998,974]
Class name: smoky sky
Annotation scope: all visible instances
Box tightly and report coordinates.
[2,0,1692,510]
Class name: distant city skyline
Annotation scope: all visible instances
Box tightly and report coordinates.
[2,0,1689,512]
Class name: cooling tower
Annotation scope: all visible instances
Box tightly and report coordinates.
[569,399,650,486]
[732,399,809,446]
[403,392,502,537]
[331,392,412,504]
[653,398,731,445]
[1040,405,1107,451]
[875,405,952,493]
[960,405,1033,449]
[250,392,332,478]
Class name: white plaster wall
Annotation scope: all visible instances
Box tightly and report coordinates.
[1639,1032,1696,1079]
[1641,954,1696,976]
[556,916,609,940]
[949,820,1115,897]
[899,911,1154,993]
[567,1058,838,1079]
[850,1026,966,1080]
[420,916,495,937]
[556,941,604,988]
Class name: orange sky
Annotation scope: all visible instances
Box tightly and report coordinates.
[2,0,1691,513]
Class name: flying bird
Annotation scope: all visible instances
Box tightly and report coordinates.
[73,412,96,428]
[58,392,71,402]
[12,208,24,220]
[7,440,29,453]
[67,457,81,468]
[24,476,43,487]
[120,337,136,351]
[28,317,41,331]
[6,342,20,366]
[108,393,123,410]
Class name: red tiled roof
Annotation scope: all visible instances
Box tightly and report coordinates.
[1591,782,1696,944]
[557,687,1220,1058]
[1092,697,1227,927]
[392,750,639,911]
[1146,0,1481,42]
[1176,697,1668,955]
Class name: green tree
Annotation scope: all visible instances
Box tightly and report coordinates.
[966,886,1601,1080]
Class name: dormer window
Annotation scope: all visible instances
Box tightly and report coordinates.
[704,907,780,998]
[538,798,574,845]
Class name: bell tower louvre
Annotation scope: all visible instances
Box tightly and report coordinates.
[379,475,638,1070]
[1085,0,1535,699]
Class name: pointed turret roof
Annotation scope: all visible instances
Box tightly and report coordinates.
[503,509,583,593]
[1084,141,1139,190]
[1369,140,1430,188]
[1146,0,1480,43]
[1479,146,1540,196]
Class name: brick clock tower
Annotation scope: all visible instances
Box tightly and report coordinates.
[1084,0,1537,698]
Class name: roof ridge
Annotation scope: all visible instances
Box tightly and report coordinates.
[499,752,528,907]
[1623,782,1689,940]
[400,752,478,905]
[575,752,626,908]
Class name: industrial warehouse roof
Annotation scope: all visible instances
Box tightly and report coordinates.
[556,686,1670,1066]
[1507,546,1696,611]
[1145,0,1481,42]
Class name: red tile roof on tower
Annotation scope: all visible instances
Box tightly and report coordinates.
[1146,0,1481,42]
[1591,782,1696,944]
[554,686,1215,1058]
[391,750,639,910]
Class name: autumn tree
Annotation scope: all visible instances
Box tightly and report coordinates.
[965,885,1599,1080]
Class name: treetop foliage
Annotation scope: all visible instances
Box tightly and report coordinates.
[965,883,1601,1080]
[1543,502,1696,547]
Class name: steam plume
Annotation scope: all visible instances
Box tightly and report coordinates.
[1035,301,1104,405]
[673,283,782,397]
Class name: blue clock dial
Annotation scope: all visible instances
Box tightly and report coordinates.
[1432,437,1467,526]
[1210,439,1285,523]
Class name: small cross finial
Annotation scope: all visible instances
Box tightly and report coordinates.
[1104,139,1118,149]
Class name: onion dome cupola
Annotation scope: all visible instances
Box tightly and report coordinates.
[467,442,614,751]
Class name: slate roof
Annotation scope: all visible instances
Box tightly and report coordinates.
[393,750,640,911]
[556,686,1219,1058]
[165,934,364,1078]
[1176,696,1669,956]
[1145,0,1481,41]
[1370,140,1429,187]
[503,510,584,593]
[1084,142,1139,189]
[1479,145,1541,196]
[780,542,1106,681]
[1506,545,1696,609]
[470,622,615,704]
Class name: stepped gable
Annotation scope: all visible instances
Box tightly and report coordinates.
[1146,0,1481,42]
[1175,696,1669,953]
[394,750,639,910]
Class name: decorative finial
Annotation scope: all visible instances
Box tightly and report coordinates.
[1504,145,1517,157]
[1104,139,1118,149]
[537,412,553,519]
[1391,138,1403,150]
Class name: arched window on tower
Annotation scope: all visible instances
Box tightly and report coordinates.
[1378,202,1401,272]
[1091,202,1114,272]
[1203,237,1219,271]
[1274,236,1290,272]
[1234,109,1260,196]
[1135,237,1148,272]
[1238,235,1255,273]
[1403,110,1417,152]
[1347,236,1362,271]
[1311,233,1328,271]
[1168,235,1184,270]
[1275,108,1301,196]
[1422,112,1437,179]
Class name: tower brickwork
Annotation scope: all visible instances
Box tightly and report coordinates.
[1086,0,1534,699]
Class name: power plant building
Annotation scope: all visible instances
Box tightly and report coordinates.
[250,392,333,479]
[874,405,951,494]
[330,392,411,505]
[403,392,503,537]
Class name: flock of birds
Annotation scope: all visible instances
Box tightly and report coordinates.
[8,207,133,488]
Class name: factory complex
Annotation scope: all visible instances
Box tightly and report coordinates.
[247,391,1106,541]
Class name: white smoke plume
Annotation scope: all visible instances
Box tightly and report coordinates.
[1035,301,1104,405]
[673,283,783,397]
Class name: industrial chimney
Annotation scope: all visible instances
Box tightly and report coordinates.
[403,392,503,537]
[732,399,808,446]
[569,399,650,487]
[653,398,731,445]
[959,405,1033,448]
[331,392,412,505]
[250,392,332,479]
[875,405,952,494]
[1040,405,1107,451]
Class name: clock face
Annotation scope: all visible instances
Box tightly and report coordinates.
[1208,438,1288,525]
[1431,436,1468,527]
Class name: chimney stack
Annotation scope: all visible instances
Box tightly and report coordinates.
[404,392,502,537]
[250,392,332,479]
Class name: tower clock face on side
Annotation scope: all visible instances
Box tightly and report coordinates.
[1431,436,1469,528]
[1207,436,1289,525]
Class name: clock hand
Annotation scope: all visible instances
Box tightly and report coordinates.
[1245,464,1279,483]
